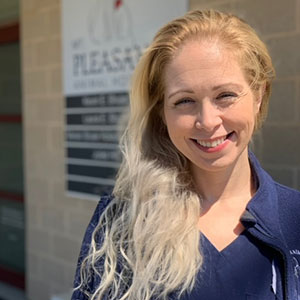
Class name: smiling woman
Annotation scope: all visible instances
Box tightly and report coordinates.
[163,40,260,175]
[71,10,300,300]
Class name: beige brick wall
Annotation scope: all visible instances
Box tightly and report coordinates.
[21,0,300,299]
[21,0,98,299]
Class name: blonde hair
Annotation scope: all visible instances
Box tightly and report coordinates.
[76,9,275,300]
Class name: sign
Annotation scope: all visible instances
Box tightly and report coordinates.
[62,0,188,200]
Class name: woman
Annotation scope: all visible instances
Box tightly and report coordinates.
[72,10,300,300]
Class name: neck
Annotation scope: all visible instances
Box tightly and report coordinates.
[191,150,254,207]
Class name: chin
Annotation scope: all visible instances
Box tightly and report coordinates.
[189,147,248,173]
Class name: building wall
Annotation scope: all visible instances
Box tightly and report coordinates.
[21,1,98,299]
[21,0,300,299]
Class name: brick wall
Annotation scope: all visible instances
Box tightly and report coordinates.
[21,0,300,299]
[21,1,98,299]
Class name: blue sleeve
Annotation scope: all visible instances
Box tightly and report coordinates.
[71,196,112,300]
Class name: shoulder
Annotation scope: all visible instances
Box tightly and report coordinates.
[72,196,114,300]
[274,181,300,207]
[81,195,115,246]
[91,195,114,225]
[274,183,300,246]
[78,194,114,247]
[275,182,300,224]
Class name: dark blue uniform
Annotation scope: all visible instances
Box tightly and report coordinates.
[72,152,300,300]
[181,231,280,299]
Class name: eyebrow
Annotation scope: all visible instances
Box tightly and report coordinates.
[167,83,244,99]
[167,89,194,99]
[212,83,244,91]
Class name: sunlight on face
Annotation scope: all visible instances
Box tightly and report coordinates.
[163,39,262,174]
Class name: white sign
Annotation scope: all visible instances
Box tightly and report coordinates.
[62,0,188,199]
[62,0,188,95]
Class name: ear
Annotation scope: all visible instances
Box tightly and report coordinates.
[255,82,266,114]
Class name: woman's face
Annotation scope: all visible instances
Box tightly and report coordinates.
[163,39,262,174]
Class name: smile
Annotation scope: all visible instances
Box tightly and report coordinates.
[196,136,226,148]
[191,132,234,150]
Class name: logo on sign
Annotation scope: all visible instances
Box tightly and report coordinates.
[88,0,135,45]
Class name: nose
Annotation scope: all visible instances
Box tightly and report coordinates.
[195,100,222,131]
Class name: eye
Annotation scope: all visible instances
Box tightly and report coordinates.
[174,98,195,106]
[216,92,237,101]
[216,92,238,105]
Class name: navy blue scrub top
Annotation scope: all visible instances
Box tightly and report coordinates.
[181,230,280,300]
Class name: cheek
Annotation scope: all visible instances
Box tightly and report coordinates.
[225,108,256,136]
[229,98,257,123]
[165,113,195,136]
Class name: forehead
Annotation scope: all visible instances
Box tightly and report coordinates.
[164,39,248,93]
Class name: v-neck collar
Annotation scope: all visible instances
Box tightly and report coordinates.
[200,230,247,258]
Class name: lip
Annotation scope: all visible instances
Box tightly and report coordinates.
[191,131,234,153]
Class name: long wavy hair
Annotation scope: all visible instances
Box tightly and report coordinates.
[77,9,275,300]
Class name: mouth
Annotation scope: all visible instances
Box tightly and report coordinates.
[191,132,234,150]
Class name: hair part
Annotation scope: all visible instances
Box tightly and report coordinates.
[77,9,275,300]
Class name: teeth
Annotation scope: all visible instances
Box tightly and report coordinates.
[196,136,226,148]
